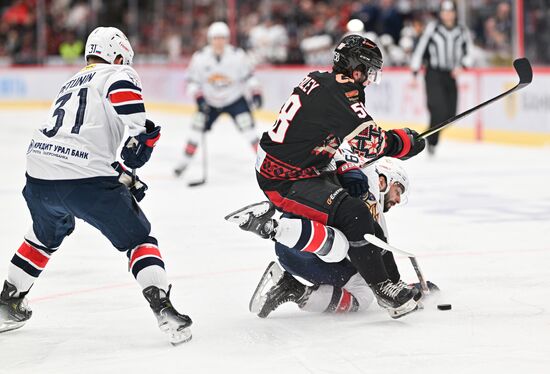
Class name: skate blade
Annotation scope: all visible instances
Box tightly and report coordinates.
[249,261,283,315]
[159,322,192,346]
[224,201,274,224]
[387,298,419,319]
[0,320,25,334]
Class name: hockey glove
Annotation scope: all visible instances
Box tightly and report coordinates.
[386,128,425,160]
[336,162,370,198]
[196,96,210,114]
[111,161,148,202]
[121,120,161,169]
[252,93,263,109]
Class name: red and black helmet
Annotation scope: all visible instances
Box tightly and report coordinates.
[333,34,383,83]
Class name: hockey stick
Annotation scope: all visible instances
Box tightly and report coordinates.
[364,234,429,293]
[188,132,207,187]
[363,58,532,166]
[419,58,532,139]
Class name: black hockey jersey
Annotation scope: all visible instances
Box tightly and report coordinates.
[257,71,389,182]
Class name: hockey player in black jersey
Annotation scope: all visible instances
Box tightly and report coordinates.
[233,35,426,318]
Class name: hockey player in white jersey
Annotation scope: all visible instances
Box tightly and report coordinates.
[174,21,263,177]
[0,27,192,345]
[227,156,433,318]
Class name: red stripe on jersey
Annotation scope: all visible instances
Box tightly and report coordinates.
[336,289,352,313]
[265,190,328,224]
[302,221,327,253]
[17,241,49,269]
[109,91,143,104]
[129,245,162,269]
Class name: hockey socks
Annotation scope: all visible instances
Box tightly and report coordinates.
[275,217,349,263]
[128,242,168,291]
[300,285,360,313]
[301,273,374,313]
[8,240,54,296]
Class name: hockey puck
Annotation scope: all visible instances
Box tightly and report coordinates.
[437,304,452,311]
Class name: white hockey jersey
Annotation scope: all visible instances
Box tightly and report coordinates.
[186,45,260,108]
[334,146,389,237]
[26,63,147,180]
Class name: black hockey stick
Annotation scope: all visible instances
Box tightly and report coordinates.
[362,58,532,166]
[419,57,532,139]
[188,132,207,187]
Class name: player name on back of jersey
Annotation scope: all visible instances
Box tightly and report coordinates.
[58,71,96,95]
[297,76,320,95]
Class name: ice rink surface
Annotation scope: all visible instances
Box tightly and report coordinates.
[1,108,549,374]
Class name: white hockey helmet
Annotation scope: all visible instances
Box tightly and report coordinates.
[207,21,230,40]
[85,27,134,65]
[375,157,410,203]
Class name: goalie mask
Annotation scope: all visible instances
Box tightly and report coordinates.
[333,34,383,85]
[85,27,134,65]
[375,157,409,210]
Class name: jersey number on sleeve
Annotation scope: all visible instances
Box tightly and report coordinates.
[43,88,88,138]
[268,94,302,143]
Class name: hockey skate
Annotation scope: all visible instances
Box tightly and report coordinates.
[173,163,187,178]
[372,279,419,319]
[0,281,32,334]
[250,262,311,318]
[224,201,277,239]
[143,285,192,345]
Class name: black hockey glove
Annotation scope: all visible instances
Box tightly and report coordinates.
[336,162,370,198]
[196,96,210,114]
[111,161,148,202]
[252,92,263,109]
[121,120,161,169]
[386,128,425,160]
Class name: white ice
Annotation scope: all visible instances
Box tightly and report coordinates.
[1,109,549,374]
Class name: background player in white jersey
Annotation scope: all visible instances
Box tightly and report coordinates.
[174,21,263,177]
[228,157,431,317]
[0,27,192,345]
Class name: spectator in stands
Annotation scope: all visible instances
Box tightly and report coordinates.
[378,0,403,44]
[484,1,512,65]
[249,15,289,64]
[59,29,84,64]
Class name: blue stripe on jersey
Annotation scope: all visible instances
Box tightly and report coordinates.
[114,103,145,115]
[11,254,41,277]
[107,80,142,96]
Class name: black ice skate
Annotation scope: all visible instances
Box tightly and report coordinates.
[396,279,422,301]
[143,285,193,345]
[250,262,311,318]
[372,279,418,319]
[0,280,32,334]
[224,201,278,240]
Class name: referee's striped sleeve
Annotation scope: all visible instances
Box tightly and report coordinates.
[410,21,437,74]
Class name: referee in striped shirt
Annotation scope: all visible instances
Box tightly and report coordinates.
[410,1,473,155]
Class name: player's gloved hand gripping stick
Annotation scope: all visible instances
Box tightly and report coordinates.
[121,119,161,169]
[111,161,148,202]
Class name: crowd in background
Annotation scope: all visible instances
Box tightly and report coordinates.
[0,0,548,66]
